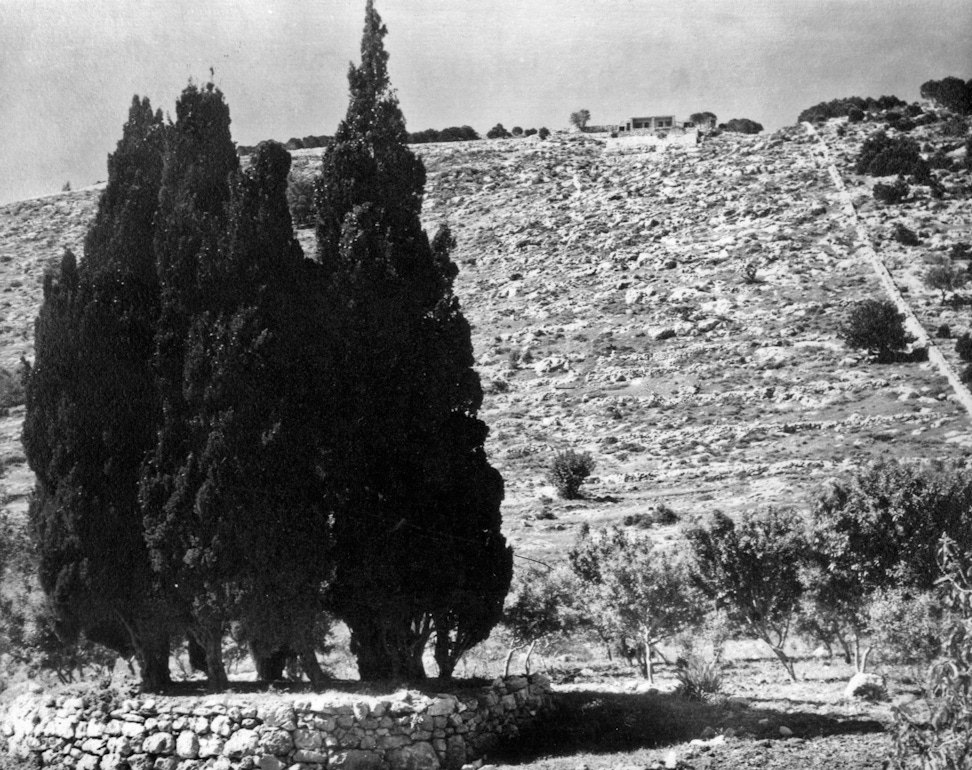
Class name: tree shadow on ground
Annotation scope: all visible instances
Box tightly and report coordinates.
[492,690,885,763]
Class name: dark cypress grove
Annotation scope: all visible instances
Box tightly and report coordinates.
[22,97,173,691]
[140,82,241,689]
[171,140,333,686]
[315,0,512,679]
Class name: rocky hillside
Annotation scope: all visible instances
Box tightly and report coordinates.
[2,117,970,565]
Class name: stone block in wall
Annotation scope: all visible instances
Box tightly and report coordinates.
[143,732,176,755]
[257,727,293,756]
[77,754,100,770]
[176,730,200,758]
[257,755,285,770]
[330,749,383,770]
[197,734,226,758]
[223,729,259,758]
[127,754,152,770]
[100,752,128,770]
[211,715,233,737]
[260,705,297,730]
[293,728,322,751]
[387,741,440,770]
[293,748,328,763]
[444,735,466,767]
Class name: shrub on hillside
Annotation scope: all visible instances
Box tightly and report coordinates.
[286,170,316,229]
[892,222,921,246]
[839,299,912,361]
[524,128,537,137]
[956,332,972,362]
[920,76,972,115]
[511,126,523,137]
[486,123,511,139]
[873,177,910,204]
[0,365,25,410]
[925,258,968,303]
[797,95,905,124]
[548,450,595,499]
[538,127,550,140]
[855,131,930,178]
[721,118,763,134]
[674,653,724,701]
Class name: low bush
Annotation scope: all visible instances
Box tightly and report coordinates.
[925,258,968,303]
[0,366,25,410]
[855,131,930,179]
[674,654,724,701]
[873,177,909,204]
[839,299,912,362]
[937,324,951,338]
[538,127,550,140]
[962,365,972,385]
[892,222,921,246]
[956,333,972,362]
[721,118,763,134]
[950,242,971,260]
[548,450,595,499]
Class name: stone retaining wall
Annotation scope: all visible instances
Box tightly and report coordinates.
[0,675,552,770]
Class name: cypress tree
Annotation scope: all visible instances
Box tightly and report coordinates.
[315,0,511,679]
[140,81,240,689]
[23,96,173,691]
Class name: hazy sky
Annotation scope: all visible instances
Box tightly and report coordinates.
[1,0,970,204]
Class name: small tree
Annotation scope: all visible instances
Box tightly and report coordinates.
[569,109,591,131]
[568,526,700,683]
[807,461,972,674]
[486,123,511,139]
[925,257,968,304]
[838,298,912,362]
[689,111,717,128]
[501,566,580,676]
[548,449,595,499]
[538,127,550,140]
[685,508,805,681]
[511,126,523,137]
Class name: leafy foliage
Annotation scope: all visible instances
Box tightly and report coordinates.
[674,653,724,701]
[538,127,550,140]
[689,112,717,127]
[920,76,972,115]
[956,333,972,362]
[797,94,905,123]
[925,257,968,302]
[893,538,972,768]
[838,298,912,362]
[568,526,701,682]
[286,169,317,228]
[685,508,806,681]
[855,131,930,179]
[569,109,591,130]
[807,461,972,673]
[486,123,511,139]
[548,449,596,499]
[408,125,479,143]
[873,176,910,205]
[721,118,763,134]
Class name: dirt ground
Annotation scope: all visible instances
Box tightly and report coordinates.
[491,653,898,770]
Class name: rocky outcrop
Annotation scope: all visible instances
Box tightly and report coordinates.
[0,675,552,770]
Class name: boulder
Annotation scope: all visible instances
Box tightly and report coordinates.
[845,672,887,701]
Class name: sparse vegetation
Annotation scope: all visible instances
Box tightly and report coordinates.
[548,449,596,499]
[569,109,591,131]
[855,131,930,179]
[873,176,909,204]
[721,118,763,134]
[838,298,912,362]
[924,257,968,303]
[487,123,512,139]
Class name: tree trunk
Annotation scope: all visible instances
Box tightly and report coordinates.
[769,645,798,682]
[298,645,328,687]
[192,625,228,690]
[252,644,289,682]
[349,619,427,681]
[642,629,654,685]
[855,644,873,674]
[523,640,538,675]
[135,632,171,693]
